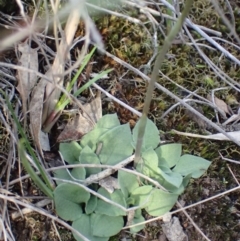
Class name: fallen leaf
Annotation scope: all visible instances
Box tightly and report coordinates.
[29,78,49,157]
[16,42,38,121]
[82,92,102,123]
[99,176,120,193]
[57,94,102,142]
[207,94,232,118]
[57,113,91,142]
[44,151,63,168]
[185,105,208,129]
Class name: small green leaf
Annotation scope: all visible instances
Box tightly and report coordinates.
[95,188,127,216]
[172,154,211,178]
[155,143,182,168]
[96,114,120,128]
[85,195,97,215]
[134,208,142,218]
[57,47,97,112]
[118,170,139,198]
[59,141,82,164]
[72,214,108,241]
[71,167,86,180]
[126,196,136,206]
[98,124,133,165]
[182,174,192,188]
[132,118,160,151]
[130,214,145,234]
[130,185,153,208]
[165,183,185,195]
[136,148,159,178]
[54,198,82,221]
[81,114,120,148]
[155,171,185,194]
[156,168,183,189]
[159,164,172,174]
[53,167,86,184]
[79,145,101,177]
[145,188,178,216]
[204,75,215,87]
[54,183,90,221]
[91,213,124,237]
[53,168,72,185]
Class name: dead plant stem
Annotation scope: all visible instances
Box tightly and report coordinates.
[134,0,194,166]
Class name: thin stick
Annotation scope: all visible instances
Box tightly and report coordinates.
[227,164,240,185]
[11,199,52,220]
[177,201,211,241]
[134,0,194,166]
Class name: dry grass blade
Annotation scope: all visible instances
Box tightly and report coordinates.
[172,129,240,142]
[42,5,83,124]
[0,98,17,241]
[16,42,38,126]
[29,77,50,157]
[11,199,52,220]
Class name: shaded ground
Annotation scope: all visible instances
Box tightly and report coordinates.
[1,0,240,241]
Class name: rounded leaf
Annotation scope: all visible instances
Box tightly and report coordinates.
[53,168,72,185]
[79,145,101,177]
[118,170,139,198]
[59,141,82,164]
[173,154,211,178]
[130,216,145,234]
[85,195,97,215]
[54,197,82,221]
[71,167,86,180]
[136,148,159,177]
[91,213,124,237]
[54,183,90,221]
[72,214,107,241]
[95,188,126,216]
[156,168,183,189]
[145,189,178,216]
[80,114,120,148]
[98,124,133,165]
[130,185,153,208]
[155,143,182,168]
[132,118,160,151]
